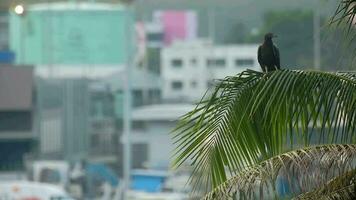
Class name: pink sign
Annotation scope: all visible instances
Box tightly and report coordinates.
[154,10,197,45]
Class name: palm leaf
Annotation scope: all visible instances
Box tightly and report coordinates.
[172,70,356,195]
[294,168,356,200]
[203,144,356,200]
[331,0,356,39]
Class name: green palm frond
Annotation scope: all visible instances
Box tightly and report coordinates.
[203,144,356,200]
[172,70,356,194]
[331,0,356,36]
[294,168,356,200]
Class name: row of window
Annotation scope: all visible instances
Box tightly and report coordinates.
[171,58,254,68]
[171,80,214,91]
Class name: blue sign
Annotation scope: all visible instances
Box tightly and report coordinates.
[0,51,15,63]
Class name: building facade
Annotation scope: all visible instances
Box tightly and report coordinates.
[7,1,136,171]
[37,78,90,162]
[0,12,15,64]
[161,40,260,102]
[129,104,195,169]
[0,66,35,171]
[9,2,134,66]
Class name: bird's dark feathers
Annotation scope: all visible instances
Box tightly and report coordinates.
[258,33,281,72]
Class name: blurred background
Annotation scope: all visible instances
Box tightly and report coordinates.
[0,0,354,199]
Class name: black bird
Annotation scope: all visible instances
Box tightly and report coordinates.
[258,33,281,72]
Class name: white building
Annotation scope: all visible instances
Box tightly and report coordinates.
[128,104,195,169]
[161,40,260,102]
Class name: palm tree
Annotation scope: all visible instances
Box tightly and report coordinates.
[173,2,356,199]
[172,70,356,199]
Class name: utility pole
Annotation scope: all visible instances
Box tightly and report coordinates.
[313,0,321,70]
[122,6,134,200]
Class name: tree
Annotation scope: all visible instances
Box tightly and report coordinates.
[172,69,356,199]
[172,3,356,198]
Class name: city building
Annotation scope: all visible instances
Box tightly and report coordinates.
[0,12,14,64]
[35,66,163,173]
[153,10,198,46]
[0,12,8,50]
[145,21,164,48]
[9,2,134,66]
[35,67,119,167]
[129,104,195,169]
[161,39,260,102]
[104,68,162,113]
[99,68,162,174]
[37,78,90,162]
[142,10,198,74]
[0,66,35,171]
[7,1,137,172]
[88,81,117,166]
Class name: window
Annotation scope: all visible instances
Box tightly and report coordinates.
[190,58,197,65]
[235,59,254,67]
[171,81,183,90]
[132,121,145,130]
[147,32,164,41]
[132,143,148,169]
[0,111,32,131]
[207,58,226,68]
[171,59,183,68]
[133,90,143,107]
[191,81,197,88]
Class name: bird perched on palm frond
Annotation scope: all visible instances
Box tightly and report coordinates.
[258,33,281,72]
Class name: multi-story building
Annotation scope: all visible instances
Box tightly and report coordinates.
[101,68,162,175]
[0,66,35,171]
[161,39,260,102]
[89,81,117,165]
[37,78,90,162]
[8,1,136,171]
[9,2,134,66]
[35,66,162,173]
[129,103,195,169]
[0,12,14,64]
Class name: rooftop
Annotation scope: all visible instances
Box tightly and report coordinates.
[132,104,195,121]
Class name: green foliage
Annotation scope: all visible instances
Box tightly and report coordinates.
[331,0,356,35]
[172,70,356,196]
[172,1,356,199]
[329,0,356,69]
[203,144,356,199]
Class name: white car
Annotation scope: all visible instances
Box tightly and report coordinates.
[0,181,74,200]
